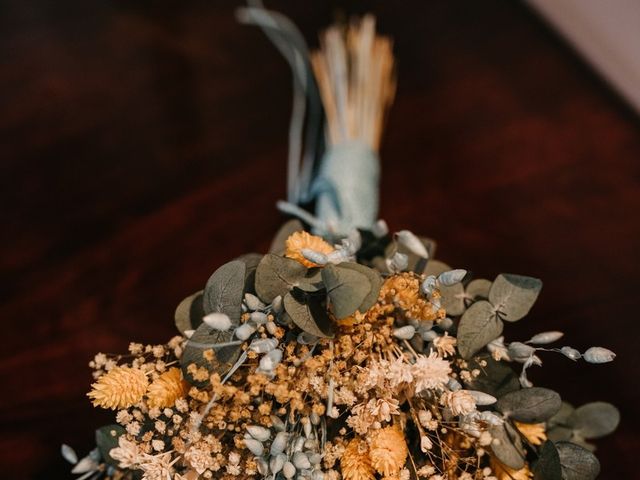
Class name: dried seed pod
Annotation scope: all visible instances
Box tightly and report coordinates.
[422,330,438,342]
[393,325,416,340]
[308,453,322,465]
[271,295,283,314]
[421,275,437,296]
[256,458,269,476]
[250,311,268,324]
[468,390,497,405]
[259,349,283,371]
[310,412,320,425]
[301,249,328,266]
[244,293,266,311]
[244,438,264,456]
[202,312,232,331]
[250,338,278,353]
[270,415,286,432]
[293,451,311,470]
[266,321,278,335]
[583,347,616,364]
[270,453,286,474]
[372,219,389,238]
[447,378,462,391]
[270,431,289,455]
[386,252,408,273]
[283,461,296,479]
[292,435,305,452]
[235,323,257,341]
[312,470,325,480]
[560,346,581,361]
[508,342,536,362]
[528,331,564,345]
[395,230,429,258]
[438,269,467,286]
[246,425,271,442]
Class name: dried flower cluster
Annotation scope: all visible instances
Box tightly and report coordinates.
[65,225,619,480]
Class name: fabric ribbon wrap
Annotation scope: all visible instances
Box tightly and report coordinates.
[238,3,391,239]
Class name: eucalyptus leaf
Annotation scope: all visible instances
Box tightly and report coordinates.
[255,254,307,303]
[283,292,333,338]
[174,290,204,336]
[533,441,562,480]
[269,219,304,255]
[322,263,373,319]
[548,402,575,428]
[568,402,620,439]
[464,354,520,398]
[496,387,562,423]
[203,260,246,325]
[556,442,600,480]
[180,320,242,386]
[489,274,542,322]
[465,279,492,303]
[546,425,574,443]
[490,421,525,470]
[95,424,125,467]
[331,262,382,314]
[423,259,451,277]
[457,300,503,359]
[236,253,263,294]
[439,282,465,316]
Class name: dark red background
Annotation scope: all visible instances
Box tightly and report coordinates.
[2,1,638,478]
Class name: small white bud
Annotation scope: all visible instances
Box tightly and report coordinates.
[203,312,232,331]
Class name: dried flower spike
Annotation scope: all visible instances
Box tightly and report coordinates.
[146,367,187,409]
[87,366,148,410]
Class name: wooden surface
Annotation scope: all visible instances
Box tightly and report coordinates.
[2,1,639,478]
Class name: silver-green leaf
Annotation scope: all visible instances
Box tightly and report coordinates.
[283,292,333,338]
[174,290,204,335]
[556,442,600,480]
[203,260,246,324]
[439,282,466,317]
[255,254,307,303]
[322,263,377,319]
[568,402,620,439]
[95,425,125,467]
[489,274,542,322]
[490,421,526,470]
[533,441,562,480]
[496,387,562,423]
[457,300,503,359]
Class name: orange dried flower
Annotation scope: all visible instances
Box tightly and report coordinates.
[285,231,334,267]
[368,426,408,477]
[490,457,533,480]
[514,421,547,446]
[88,366,148,410]
[147,367,188,409]
[341,438,375,480]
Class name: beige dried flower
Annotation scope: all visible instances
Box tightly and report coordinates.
[440,390,476,416]
[433,333,457,357]
[147,367,187,409]
[285,231,334,267]
[109,436,143,468]
[411,352,451,393]
[139,452,174,480]
[369,426,408,477]
[514,421,547,446]
[88,366,148,410]
[341,438,375,480]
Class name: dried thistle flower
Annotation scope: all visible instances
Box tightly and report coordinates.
[146,367,188,409]
[368,426,408,477]
[88,366,148,410]
[411,352,451,393]
[341,438,375,480]
[285,231,334,267]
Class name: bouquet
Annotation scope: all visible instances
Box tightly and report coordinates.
[62,6,619,480]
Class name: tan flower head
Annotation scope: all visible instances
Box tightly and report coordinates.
[285,231,334,267]
[369,426,408,477]
[342,438,375,480]
[411,352,451,393]
[490,457,533,480]
[440,390,476,416]
[147,367,188,409]
[514,421,547,446]
[88,366,148,410]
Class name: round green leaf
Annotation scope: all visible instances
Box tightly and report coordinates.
[174,290,204,335]
[490,421,526,470]
[489,274,542,322]
[423,259,451,277]
[457,300,503,359]
[440,282,465,316]
[95,424,125,467]
[556,442,600,480]
[465,278,492,302]
[322,263,374,319]
[255,254,307,303]
[496,387,562,423]
[329,262,382,314]
[568,402,620,439]
[203,260,246,324]
[283,292,333,338]
[533,441,562,480]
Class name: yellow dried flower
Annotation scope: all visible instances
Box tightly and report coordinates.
[490,457,533,480]
[514,421,547,446]
[147,367,188,409]
[88,366,148,410]
[341,438,375,480]
[285,231,334,267]
[369,426,408,477]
